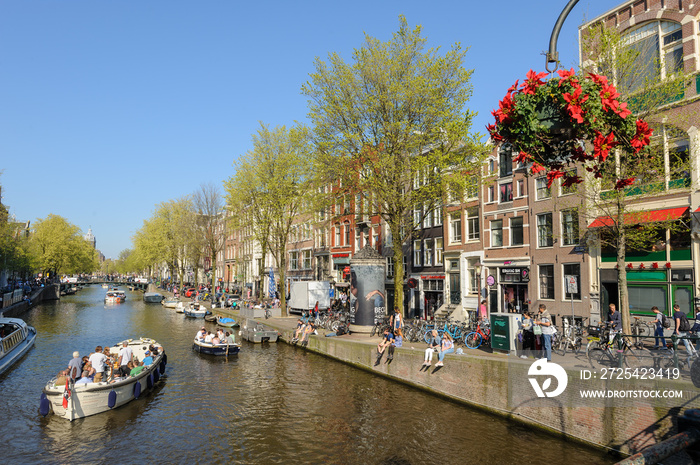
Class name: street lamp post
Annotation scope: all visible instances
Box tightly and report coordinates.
[545,0,580,71]
[475,261,484,320]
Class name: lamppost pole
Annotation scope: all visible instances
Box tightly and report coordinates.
[546,0,580,72]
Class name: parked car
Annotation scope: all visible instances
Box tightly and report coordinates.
[185,288,196,298]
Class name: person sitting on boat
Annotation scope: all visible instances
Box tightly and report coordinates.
[118,342,133,377]
[149,344,159,356]
[128,361,145,377]
[83,360,96,380]
[68,351,82,382]
[212,334,221,344]
[141,351,154,366]
[204,331,214,343]
[88,346,108,382]
[225,331,235,344]
[55,369,69,386]
[75,370,92,385]
[196,327,206,341]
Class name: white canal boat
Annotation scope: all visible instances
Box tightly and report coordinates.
[0,318,37,375]
[143,292,164,303]
[40,337,166,421]
[161,296,181,308]
[104,290,126,304]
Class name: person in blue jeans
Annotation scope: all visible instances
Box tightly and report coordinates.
[536,304,554,362]
[435,332,454,367]
[652,306,667,349]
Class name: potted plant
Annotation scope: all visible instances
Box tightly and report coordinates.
[487,69,653,188]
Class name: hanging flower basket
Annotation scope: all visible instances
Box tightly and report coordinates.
[665,262,672,269]
[638,263,646,270]
[626,263,633,270]
[487,69,653,188]
[651,262,659,269]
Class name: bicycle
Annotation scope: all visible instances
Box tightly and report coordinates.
[464,321,491,349]
[264,307,271,319]
[555,317,584,356]
[586,323,639,368]
[370,316,391,337]
[631,316,653,349]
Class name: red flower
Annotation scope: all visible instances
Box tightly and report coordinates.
[530,162,545,174]
[631,120,653,152]
[614,101,632,119]
[626,263,633,269]
[557,68,576,81]
[615,177,636,189]
[521,69,548,95]
[507,80,519,94]
[588,73,609,86]
[561,175,582,187]
[562,86,589,123]
[493,93,516,124]
[665,262,672,269]
[600,83,620,112]
[486,123,503,141]
[652,262,659,269]
[514,151,531,164]
[546,170,564,188]
[569,146,591,163]
[593,131,617,162]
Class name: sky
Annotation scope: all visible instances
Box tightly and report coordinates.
[0,0,620,259]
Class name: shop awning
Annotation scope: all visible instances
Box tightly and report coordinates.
[588,207,688,228]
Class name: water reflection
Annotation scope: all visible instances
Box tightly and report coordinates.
[0,286,614,464]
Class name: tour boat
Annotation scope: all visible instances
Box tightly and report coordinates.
[216,315,239,328]
[101,283,109,289]
[143,292,164,303]
[104,291,126,304]
[192,338,240,356]
[183,302,209,318]
[0,317,37,375]
[161,297,180,309]
[40,337,166,421]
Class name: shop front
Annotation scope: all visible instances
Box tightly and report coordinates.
[422,275,444,320]
[499,267,529,314]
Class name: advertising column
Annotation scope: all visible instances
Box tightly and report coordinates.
[349,246,386,333]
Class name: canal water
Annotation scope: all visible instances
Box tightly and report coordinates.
[1,285,615,464]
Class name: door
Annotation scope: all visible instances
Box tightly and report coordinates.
[672,285,694,317]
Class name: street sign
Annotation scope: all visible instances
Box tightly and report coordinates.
[565,275,578,294]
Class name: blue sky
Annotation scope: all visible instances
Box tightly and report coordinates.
[0,0,617,259]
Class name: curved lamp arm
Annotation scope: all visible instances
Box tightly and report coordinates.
[546,0,580,72]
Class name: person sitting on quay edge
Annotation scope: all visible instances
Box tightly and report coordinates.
[291,319,306,343]
[376,328,395,364]
[435,332,454,368]
[423,329,441,367]
[300,321,316,347]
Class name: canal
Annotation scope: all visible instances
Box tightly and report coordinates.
[1,285,615,464]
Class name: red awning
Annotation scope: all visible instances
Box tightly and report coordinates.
[588,207,688,228]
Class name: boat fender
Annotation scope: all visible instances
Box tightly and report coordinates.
[133,381,141,399]
[159,362,166,375]
[162,353,168,366]
[39,393,50,417]
[153,368,160,383]
[108,390,117,409]
[147,373,153,389]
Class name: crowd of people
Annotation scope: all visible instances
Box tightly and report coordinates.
[195,326,236,345]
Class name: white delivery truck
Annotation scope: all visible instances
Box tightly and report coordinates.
[288,281,331,314]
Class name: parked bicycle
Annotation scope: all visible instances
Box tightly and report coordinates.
[464,320,491,349]
[555,317,585,356]
[586,323,639,368]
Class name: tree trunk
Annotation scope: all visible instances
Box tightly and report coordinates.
[391,220,405,318]
[617,229,631,335]
[279,247,287,318]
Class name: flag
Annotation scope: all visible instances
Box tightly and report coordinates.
[268,267,276,299]
[62,379,71,409]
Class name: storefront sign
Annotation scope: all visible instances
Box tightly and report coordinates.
[490,314,510,351]
[421,275,445,280]
[332,253,350,258]
[500,267,529,283]
[486,275,496,286]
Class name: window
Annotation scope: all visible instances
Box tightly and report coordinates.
[335,225,341,246]
[517,179,525,198]
[560,169,577,196]
[433,207,442,226]
[387,256,394,278]
[466,175,479,199]
[435,238,443,265]
[500,183,513,202]
[289,251,299,270]
[468,258,479,294]
[344,223,351,245]
[489,159,496,174]
[413,240,422,266]
[302,250,312,269]
[563,263,581,300]
[561,210,579,246]
[414,205,422,226]
[467,207,479,240]
[424,238,434,266]
[491,219,503,247]
[629,285,667,315]
[373,227,380,250]
[488,186,495,203]
[510,217,524,246]
[535,177,551,199]
[537,213,553,247]
[539,264,554,299]
[450,212,462,243]
[622,21,683,92]
[499,145,512,177]
[423,204,433,228]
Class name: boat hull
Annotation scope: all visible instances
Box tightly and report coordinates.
[143,293,164,303]
[0,320,37,375]
[42,338,165,421]
[192,339,240,355]
[215,316,238,328]
[241,323,279,343]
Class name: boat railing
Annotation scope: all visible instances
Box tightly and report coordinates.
[2,327,25,353]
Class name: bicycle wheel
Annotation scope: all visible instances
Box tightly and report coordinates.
[554,338,567,356]
[370,324,378,337]
[424,330,434,344]
[465,332,482,349]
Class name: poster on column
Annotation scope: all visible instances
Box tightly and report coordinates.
[349,264,386,326]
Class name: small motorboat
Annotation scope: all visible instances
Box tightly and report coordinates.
[162,297,181,308]
[192,338,240,356]
[143,292,164,303]
[241,321,279,343]
[204,314,217,322]
[105,291,125,304]
[183,302,209,318]
[101,283,109,289]
[0,318,37,375]
[40,337,166,421]
[216,315,239,328]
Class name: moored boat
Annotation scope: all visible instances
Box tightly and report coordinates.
[143,292,164,303]
[241,321,279,343]
[183,302,209,318]
[192,338,240,356]
[0,318,37,375]
[162,297,181,308]
[215,315,238,328]
[40,337,166,421]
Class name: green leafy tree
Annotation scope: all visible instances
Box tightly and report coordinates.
[302,16,487,315]
[30,214,98,277]
[193,183,226,295]
[225,123,314,316]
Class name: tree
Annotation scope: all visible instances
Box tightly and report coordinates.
[225,122,314,316]
[30,214,98,277]
[302,16,487,315]
[193,183,226,296]
[578,22,692,334]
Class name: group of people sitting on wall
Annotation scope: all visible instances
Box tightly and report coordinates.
[195,327,235,345]
[375,307,410,366]
[291,318,316,347]
[56,342,161,386]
